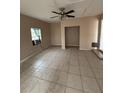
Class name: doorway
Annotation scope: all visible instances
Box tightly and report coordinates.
[65,26,80,49]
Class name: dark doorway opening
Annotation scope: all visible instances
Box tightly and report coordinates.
[65,26,80,49]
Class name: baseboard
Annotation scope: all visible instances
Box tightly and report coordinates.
[20,46,50,64]
[92,49,103,60]
[20,50,42,63]
[66,45,79,47]
[79,48,91,50]
[98,49,103,54]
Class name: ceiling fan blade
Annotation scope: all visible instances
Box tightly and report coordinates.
[50,16,59,18]
[65,10,74,14]
[52,11,61,15]
[66,15,75,18]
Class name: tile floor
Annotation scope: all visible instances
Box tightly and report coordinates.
[21,47,103,93]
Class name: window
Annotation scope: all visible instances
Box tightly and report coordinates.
[31,27,42,45]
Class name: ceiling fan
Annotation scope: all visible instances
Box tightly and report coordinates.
[50,8,75,20]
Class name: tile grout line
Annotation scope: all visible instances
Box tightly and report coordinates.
[33,75,84,92]
[46,48,65,93]
[36,63,99,79]
[83,51,103,93]
[21,48,56,73]
[21,48,102,93]
[64,48,72,93]
[90,51,103,92]
[77,50,86,93]
[23,48,61,93]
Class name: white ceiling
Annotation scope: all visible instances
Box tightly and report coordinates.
[20,0,103,23]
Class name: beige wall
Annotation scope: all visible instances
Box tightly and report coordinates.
[61,16,98,50]
[20,14,51,62]
[50,23,61,46]
[21,14,98,62]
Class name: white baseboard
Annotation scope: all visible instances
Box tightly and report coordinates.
[20,50,42,63]
[66,45,79,47]
[20,46,51,64]
[79,48,91,50]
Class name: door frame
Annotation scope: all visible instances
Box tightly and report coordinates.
[64,26,80,49]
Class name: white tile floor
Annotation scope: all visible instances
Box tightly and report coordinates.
[21,47,103,93]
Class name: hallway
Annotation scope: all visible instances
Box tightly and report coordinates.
[21,47,103,93]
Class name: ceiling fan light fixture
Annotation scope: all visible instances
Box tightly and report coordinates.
[50,7,75,20]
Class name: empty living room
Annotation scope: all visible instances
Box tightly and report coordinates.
[2,0,124,93]
[20,0,103,93]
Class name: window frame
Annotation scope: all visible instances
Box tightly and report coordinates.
[30,27,42,46]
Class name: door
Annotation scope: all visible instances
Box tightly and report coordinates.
[65,26,79,48]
